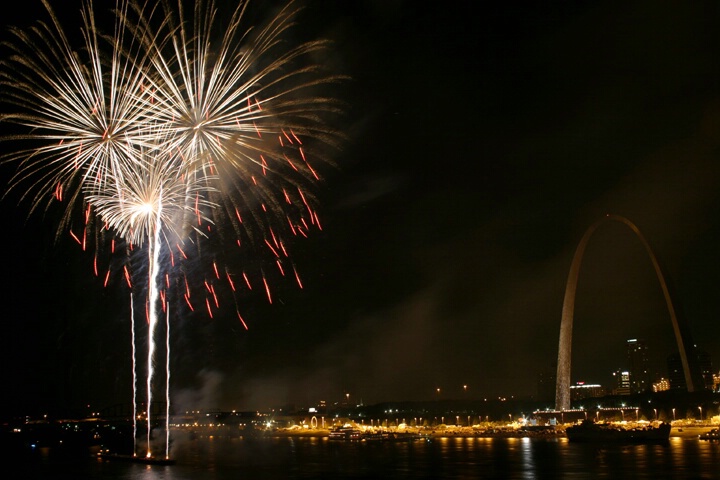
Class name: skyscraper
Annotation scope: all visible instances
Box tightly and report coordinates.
[667,345,714,391]
[627,339,651,394]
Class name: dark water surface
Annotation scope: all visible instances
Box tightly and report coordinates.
[13,436,720,479]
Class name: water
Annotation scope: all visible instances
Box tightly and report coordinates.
[12,435,720,479]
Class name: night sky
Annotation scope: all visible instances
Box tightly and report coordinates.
[3,0,720,416]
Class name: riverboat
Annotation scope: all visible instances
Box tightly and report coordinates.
[328,427,363,440]
[565,420,671,443]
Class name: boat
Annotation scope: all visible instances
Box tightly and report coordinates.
[361,431,430,442]
[361,432,386,442]
[328,427,363,441]
[381,432,429,442]
[97,452,177,465]
[699,429,720,440]
[565,419,671,443]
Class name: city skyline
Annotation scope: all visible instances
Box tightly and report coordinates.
[563,338,715,398]
[3,0,720,415]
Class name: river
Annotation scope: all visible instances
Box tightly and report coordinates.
[10,430,720,479]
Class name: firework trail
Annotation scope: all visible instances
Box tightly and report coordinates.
[1,0,344,459]
[130,293,137,454]
[165,304,170,460]
[145,198,162,457]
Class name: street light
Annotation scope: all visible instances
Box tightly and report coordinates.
[699,406,703,422]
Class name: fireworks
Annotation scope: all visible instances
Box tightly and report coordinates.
[1,0,343,458]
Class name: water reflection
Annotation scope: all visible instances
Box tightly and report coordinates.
[519,437,535,475]
[17,435,720,479]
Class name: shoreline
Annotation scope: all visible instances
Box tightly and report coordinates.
[264,424,717,440]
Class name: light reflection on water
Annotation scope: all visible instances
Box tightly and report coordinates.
[16,435,720,479]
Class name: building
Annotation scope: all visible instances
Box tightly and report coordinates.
[696,347,714,390]
[612,370,631,395]
[652,378,670,392]
[627,338,651,394]
[667,346,714,391]
[569,382,604,401]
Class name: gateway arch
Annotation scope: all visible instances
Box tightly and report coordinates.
[555,214,701,411]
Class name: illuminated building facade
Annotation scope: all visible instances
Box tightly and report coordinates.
[652,378,670,392]
[569,382,604,401]
[612,370,631,395]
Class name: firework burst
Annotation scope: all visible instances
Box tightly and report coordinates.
[1,0,344,459]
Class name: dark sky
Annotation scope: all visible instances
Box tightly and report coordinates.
[3,0,720,415]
